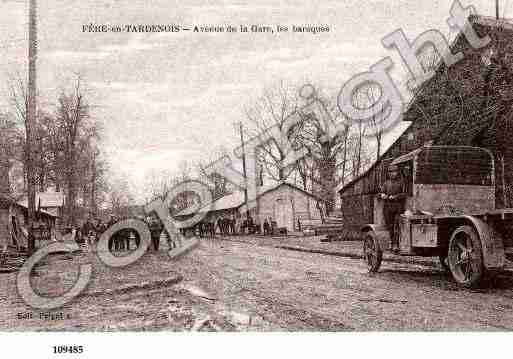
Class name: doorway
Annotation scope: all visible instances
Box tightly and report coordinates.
[275,198,293,231]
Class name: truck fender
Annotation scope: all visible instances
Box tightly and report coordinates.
[461,215,505,270]
[362,224,391,252]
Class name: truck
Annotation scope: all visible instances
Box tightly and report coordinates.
[362,145,513,287]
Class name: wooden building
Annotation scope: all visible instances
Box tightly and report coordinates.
[17,191,65,221]
[176,182,324,232]
[0,194,59,251]
[338,15,513,228]
[0,195,15,250]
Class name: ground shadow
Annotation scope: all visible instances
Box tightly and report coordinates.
[378,267,513,293]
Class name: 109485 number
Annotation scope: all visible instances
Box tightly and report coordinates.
[53,346,84,354]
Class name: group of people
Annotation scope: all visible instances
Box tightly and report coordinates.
[78,215,117,248]
[77,214,143,253]
[194,216,238,238]
[239,216,257,235]
[77,211,282,249]
[191,214,279,238]
[262,217,276,236]
[217,216,237,236]
[75,212,177,253]
[195,222,216,238]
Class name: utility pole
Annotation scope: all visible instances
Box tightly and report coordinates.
[496,0,500,20]
[26,0,38,254]
[238,122,249,219]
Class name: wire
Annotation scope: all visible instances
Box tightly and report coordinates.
[0,36,28,43]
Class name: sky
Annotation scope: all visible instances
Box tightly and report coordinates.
[0,0,508,202]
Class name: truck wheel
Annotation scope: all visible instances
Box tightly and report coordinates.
[448,225,484,288]
[363,233,382,273]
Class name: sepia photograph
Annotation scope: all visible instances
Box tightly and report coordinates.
[0,0,512,356]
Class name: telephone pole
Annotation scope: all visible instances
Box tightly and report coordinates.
[496,0,500,20]
[238,122,249,219]
[26,0,38,254]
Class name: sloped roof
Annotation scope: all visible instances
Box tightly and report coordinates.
[391,147,424,165]
[338,15,512,195]
[197,191,245,214]
[15,201,58,218]
[335,123,412,194]
[474,15,513,30]
[18,192,64,209]
[176,181,321,216]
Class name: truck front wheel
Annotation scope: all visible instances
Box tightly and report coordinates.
[363,232,382,273]
[447,225,484,288]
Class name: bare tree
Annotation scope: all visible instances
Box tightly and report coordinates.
[143,169,175,204]
[80,140,108,215]
[107,175,134,218]
[291,88,351,213]
[8,76,30,193]
[55,75,92,226]
[355,84,386,161]
[196,146,233,200]
[244,81,301,182]
[4,72,108,229]
[0,113,20,195]
[142,160,197,207]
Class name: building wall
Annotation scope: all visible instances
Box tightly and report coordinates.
[339,19,513,228]
[0,205,27,249]
[42,206,59,217]
[256,185,321,231]
[0,208,9,249]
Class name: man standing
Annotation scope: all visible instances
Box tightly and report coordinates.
[229,215,236,235]
[232,217,238,236]
[379,164,406,250]
[147,214,163,251]
[263,218,270,235]
[81,215,94,249]
[247,215,254,234]
[106,215,117,252]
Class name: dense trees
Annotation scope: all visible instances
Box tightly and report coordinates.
[1,75,107,226]
[244,82,301,182]
[132,81,379,217]
[243,83,374,214]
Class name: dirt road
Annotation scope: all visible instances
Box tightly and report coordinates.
[178,237,513,331]
[1,237,513,331]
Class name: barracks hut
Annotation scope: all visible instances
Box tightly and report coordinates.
[0,194,59,251]
[176,182,324,233]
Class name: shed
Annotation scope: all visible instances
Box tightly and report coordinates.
[17,191,65,219]
[176,182,324,232]
[0,195,14,250]
[0,194,59,251]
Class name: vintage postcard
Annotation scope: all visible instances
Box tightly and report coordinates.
[0,0,512,356]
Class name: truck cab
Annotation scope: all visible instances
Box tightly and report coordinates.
[362,145,513,287]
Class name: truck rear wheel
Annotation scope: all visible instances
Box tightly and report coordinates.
[448,225,484,288]
[363,232,382,273]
